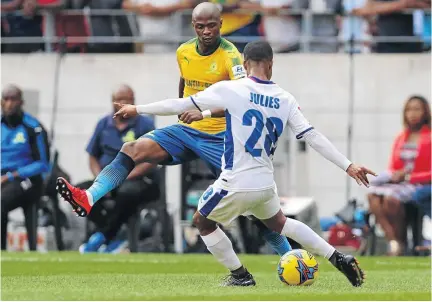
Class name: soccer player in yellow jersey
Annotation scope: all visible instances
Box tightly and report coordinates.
[56,2,291,265]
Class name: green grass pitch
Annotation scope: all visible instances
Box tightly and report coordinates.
[1,252,431,300]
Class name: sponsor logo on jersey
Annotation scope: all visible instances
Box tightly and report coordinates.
[232,65,246,79]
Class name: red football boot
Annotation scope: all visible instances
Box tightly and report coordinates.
[56,177,92,217]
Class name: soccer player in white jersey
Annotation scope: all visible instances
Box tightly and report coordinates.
[114,40,375,287]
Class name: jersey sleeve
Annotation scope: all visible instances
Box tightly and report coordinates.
[136,82,230,116]
[286,98,314,139]
[190,81,229,111]
[225,49,246,80]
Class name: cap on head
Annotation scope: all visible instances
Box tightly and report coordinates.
[243,41,273,62]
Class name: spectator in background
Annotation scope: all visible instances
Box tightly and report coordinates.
[340,0,371,53]
[1,0,44,53]
[242,0,301,53]
[368,96,431,256]
[76,85,159,253]
[86,0,135,53]
[310,0,343,53]
[1,84,50,250]
[37,0,90,53]
[353,0,431,53]
[209,0,262,52]
[122,0,196,53]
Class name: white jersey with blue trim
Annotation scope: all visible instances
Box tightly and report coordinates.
[190,77,313,192]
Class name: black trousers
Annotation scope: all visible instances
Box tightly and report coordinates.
[77,178,159,242]
[1,177,43,250]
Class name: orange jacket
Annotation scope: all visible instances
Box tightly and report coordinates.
[389,125,431,184]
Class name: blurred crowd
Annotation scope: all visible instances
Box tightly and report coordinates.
[1,0,431,54]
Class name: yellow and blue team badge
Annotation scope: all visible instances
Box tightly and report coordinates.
[207,62,220,75]
[122,130,136,143]
[12,132,26,144]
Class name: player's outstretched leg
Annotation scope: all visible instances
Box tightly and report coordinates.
[261,210,365,287]
[193,212,256,287]
[56,138,166,217]
[250,217,292,255]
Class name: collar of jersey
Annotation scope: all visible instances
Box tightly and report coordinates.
[195,37,221,56]
[248,76,274,84]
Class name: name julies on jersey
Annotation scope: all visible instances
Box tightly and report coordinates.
[249,92,280,109]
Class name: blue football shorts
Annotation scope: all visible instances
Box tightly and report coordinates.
[142,124,224,176]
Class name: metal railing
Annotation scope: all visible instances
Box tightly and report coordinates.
[1,8,431,53]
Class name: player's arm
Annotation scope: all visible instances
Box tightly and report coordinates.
[178,78,185,98]
[114,82,228,117]
[287,101,376,186]
[189,47,245,120]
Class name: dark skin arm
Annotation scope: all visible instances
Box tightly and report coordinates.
[1,0,22,11]
[179,108,225,124]
[123,0,195,16]
[353,0,430,17]
[178,77,225,123]
[179,77,185,98]
[1,0,23,12]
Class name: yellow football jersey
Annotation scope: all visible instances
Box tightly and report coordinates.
[176,37,245,134]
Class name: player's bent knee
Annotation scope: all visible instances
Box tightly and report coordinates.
[120,141,136,158]
[192,211,217,235]
[120,138,168,163]
[262,211,286,234]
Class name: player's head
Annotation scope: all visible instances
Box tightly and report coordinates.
[112,84,135,117]
[192,2,222,47]
[1,84,23,118]
[243,41,274,79]
[403,95,431,130]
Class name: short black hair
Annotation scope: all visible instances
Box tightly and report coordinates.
[243,41,273,62]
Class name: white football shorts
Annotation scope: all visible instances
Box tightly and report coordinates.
[197,184,280,226]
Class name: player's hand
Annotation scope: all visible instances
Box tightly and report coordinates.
[346,164,377,187]
[113,103,138,119]
[390,170,406,183]
[1,175,8,184]
[179,110,203,124]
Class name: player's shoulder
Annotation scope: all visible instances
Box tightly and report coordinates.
[219,38,237,52]
[207,79,240,92]
[176,38,197,55]
[95,115,112,128]
[273,85,299,107]
[219,38,242,58]
[22,112,41,129]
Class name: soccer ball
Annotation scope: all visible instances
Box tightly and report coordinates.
[277,249,319,286]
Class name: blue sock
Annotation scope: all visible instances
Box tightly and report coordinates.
[87,152,135,204]
[253,220,292,256]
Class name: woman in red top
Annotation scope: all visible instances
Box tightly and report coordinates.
[368,96,431,256]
